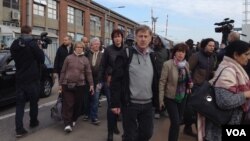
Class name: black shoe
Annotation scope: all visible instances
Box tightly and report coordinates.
[98,102,102,107]
[184,126,197,137]
[16,128,28,138]
[83,115,89,121]
[113,126,120,135]
[107,132,113,141]
[91,119,101,125]
[117,114,122,121]
[30,120,39,128]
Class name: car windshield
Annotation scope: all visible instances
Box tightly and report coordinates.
[0,53,6,60]
[0,53,7,66]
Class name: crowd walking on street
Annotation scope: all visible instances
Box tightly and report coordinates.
[8,23,250,141]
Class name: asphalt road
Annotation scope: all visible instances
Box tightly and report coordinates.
[0,83,197,141]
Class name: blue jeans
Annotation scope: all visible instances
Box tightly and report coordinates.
[90,90,100,121]
[15,81,40,132]
[103,83,117,132]
[121,102,154,141]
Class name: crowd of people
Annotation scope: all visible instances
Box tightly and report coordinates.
[10,25,250,141]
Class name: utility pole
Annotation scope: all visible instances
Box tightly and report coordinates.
[151,8,158,34]
[244,0,250,24]
[165,14,168,37]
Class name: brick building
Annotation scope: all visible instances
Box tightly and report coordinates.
[0,0,138,62]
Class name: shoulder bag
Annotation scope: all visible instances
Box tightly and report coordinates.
[188,67,233,126]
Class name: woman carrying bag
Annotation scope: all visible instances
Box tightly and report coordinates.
[204,40,250,141]
[59,41,94,133]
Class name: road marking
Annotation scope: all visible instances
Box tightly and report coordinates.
[0,97,107,121]
[0,100,56,120]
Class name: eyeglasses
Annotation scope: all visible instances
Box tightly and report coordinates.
[76,47,84,49]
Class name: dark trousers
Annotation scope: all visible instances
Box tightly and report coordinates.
[15,81,40,132]
[165,98,186,141]
[104,83,118,132]
[62,85,84,126]
[121,102,154,141]
[82,84,90,116]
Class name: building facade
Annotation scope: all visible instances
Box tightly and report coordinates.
[0,0,138,63]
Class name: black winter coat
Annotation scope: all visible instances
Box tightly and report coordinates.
[98,44,123,83]
[54,44,73,74]
[10,35,45,85]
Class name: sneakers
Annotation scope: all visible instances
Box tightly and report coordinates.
[83,115,89,121]
[72,122,76,127]
[91,119,100,125]
[154,113,160,119]
[161,110,169,117]
[16,128,28,138]
[64,125,72,133]
[30,120,39,128]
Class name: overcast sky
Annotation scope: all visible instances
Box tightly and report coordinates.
[93,0,243,44]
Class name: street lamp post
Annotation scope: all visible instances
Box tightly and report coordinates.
[104,6,125,46]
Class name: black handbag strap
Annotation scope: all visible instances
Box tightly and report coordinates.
[212,67,230,86]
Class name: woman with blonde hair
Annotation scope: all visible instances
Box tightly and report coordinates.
[59,41,94,133]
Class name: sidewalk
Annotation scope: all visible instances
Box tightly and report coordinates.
[17,101,197,141]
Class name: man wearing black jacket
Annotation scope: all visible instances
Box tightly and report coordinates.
[110,25,159,141]
[54,35,73,78]
[10,25,45,138]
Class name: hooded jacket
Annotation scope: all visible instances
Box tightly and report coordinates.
[10,34,45,85]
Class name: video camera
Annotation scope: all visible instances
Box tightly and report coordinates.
[38,32,52,49]
[214,18,234,45]
[214,18,234,33]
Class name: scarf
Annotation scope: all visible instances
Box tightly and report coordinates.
[173,57,191,103]
[210,56,250,111]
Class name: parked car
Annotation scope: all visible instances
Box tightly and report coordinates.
[0,49,54,107]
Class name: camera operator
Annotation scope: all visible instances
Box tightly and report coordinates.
[214,18,234,46]
[10,25,45,138]
[217,31,240,65]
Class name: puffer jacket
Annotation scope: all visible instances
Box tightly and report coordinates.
[59,53,93,86]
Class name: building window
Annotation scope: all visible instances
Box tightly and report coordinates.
[67,6,74,24]
[90,15,101,38]
[67,32,75,41]
[118,25,125,32]
[33,3,45,16]
[34,0,47,5]
[33,26,45,31]
[3,0,19,10]
[127,28,133,34]
[75,9,83,26]
[105,20,114,46]
[48,0,57,19]
[76,33,83,42]
[48,28,58,35]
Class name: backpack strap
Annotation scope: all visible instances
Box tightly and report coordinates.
[125,47,133,64]
[212,67,229,86]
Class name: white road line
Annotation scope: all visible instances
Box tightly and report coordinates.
[0,97,107,121]
[0,100,56,121]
